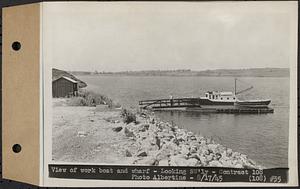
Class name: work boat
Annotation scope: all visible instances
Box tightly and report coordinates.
[200,91,271,109]
[199,79,271,109]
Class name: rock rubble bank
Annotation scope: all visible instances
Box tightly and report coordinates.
[115,110,262,169]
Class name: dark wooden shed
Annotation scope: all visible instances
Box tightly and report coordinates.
[52,76,78,97]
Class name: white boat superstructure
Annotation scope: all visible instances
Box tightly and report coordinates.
[203,91,237,103]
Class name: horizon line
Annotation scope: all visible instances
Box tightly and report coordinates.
[64,67,290,73]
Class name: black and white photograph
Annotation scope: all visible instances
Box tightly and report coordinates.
[42,1,297,186]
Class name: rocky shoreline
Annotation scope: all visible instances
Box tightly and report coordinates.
[112,109,263,169]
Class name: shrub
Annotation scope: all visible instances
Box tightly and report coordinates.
[67,90,121,108]
[120,109,137,124]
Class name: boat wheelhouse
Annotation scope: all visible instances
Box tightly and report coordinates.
[196,91,236,107]
[204,91,237,102]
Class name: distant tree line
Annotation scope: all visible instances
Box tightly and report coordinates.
[70,68,289,77]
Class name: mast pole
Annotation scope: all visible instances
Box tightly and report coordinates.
[234,78,237,96]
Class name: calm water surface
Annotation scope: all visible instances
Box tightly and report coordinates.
[78,75,289,168]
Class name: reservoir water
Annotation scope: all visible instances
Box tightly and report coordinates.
[77,75,289,168]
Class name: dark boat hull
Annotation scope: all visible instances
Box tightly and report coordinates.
[198,98,234,106]
[234,100,271,108]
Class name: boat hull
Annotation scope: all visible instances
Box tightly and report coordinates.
[234,99,271,108]
[198,98,234,106]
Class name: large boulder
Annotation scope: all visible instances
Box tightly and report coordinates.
[158,159,169,166]
[209,160,223,167]
[112,126,123,132]
[139,124,150,132]
[137,151,148,157]
[188,153,201,161]
[189,145,198,154]
[186,158,200,166]
[140,139,159,152]
[169,155,200,166]
[226,148,233,157]
[134,157,158,165]
[155,142,177,161]
[125,150,132,157]
[179,145,190,155]
[206,154,213,162]
[169,155,188,166]
[207,144,220,154]
[199,155,208,166]
[124,127,135,138]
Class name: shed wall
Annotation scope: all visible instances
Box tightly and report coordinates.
[52,78,77,97]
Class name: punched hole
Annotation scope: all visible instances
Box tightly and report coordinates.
[12,144,22,153]
[12,41,21,51]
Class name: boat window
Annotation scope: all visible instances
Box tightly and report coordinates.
[206,94,208,98]
[212,95,215,99]
[233,97,235,100]
[227,97,229,100]
[221,97,223,100]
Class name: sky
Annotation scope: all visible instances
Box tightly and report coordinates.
[43,2,297,72]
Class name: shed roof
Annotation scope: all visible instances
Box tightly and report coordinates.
[53,76,78,83]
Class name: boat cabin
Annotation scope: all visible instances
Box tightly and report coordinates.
[204,91,237,102]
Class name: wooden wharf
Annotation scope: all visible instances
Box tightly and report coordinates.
[139,98,201,109]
